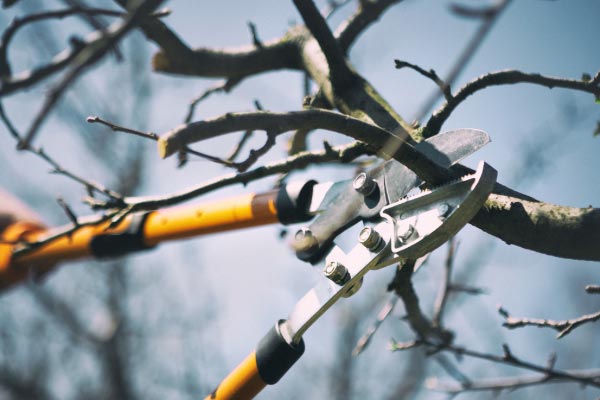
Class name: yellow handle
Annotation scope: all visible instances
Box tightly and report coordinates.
[205,351,266,400]
[1,191,279,290]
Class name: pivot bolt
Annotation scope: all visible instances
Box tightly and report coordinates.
[397,222,416,243]
[294,228,318,251]
[352,173,377,196]
[358,226,383,251]
[323,261,349,285]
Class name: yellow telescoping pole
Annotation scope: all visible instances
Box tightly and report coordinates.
[0,191,280,289]
[206,321,305,400]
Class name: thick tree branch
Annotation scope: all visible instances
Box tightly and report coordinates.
[388,261,454,345]
[292,0,353,90]
[150,29,302,78]
[472,193,600,261]
[155,109,600,261]
[424,69,600,137]
[157,109,442,181]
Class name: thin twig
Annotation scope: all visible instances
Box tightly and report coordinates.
[247,22,263,48]
[432,239,458,327]
[498,306,600,339]
[426,369,600,394]
[395,60,452,101]
[353,296,398,356]
[56,197,79,227]
[0,101,124,204]
[96,141,372,211]
[391,340,600,389]
[415,0,513,123]
[184,78,242,123]
[424,69,600,137]
[585,285,600,294]
[18,0,166,148]
[86,115,234,167]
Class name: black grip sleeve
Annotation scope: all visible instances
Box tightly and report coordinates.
[90,212,156,258]
[255,320,305,385]
[275,181,316,225]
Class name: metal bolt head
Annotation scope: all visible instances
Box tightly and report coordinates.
[397,222,415,242]
[358,226,383,251]
[294,227,318,252]
[323,261,349,285]
[352,173,376,196]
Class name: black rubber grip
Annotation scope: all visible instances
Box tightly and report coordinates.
[275,181,316,225]
[90,212,155,258]
[256,320,305,385]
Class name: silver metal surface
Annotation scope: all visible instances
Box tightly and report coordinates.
[280,160,497,346]
[307,129,491,214]
[381,161,497,258]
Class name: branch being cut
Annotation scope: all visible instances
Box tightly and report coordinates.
[155,108,600,261]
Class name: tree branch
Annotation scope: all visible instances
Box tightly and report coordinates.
[17,0,167,148]
[335,0,403,53]
[391,341,600,389]
[156,109,442,180]
[388,261,454,345]
[97,141,372,211]
[499,306,600,339]
[426,369,600,394]
[424,69,600,137]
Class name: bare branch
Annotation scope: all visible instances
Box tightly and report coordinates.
[184,78,243,123]
[432,239,458,327]
[335,0,403,53]
[86,115,234,168]
[157,109,444,182]
[99,141,372,211]
[424,69,600,137]
[585,285,600,294]
[395,60,452,101]
[0,101,124,204]
[353,296,397,356]
[427,369,600,394]
[17,0,167,148]
[292,0,354,89]
[416,0,512,122]
[499,306,600,339]
[392,341,600,389]
[0,6,135,78]
[388,261,454,345]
